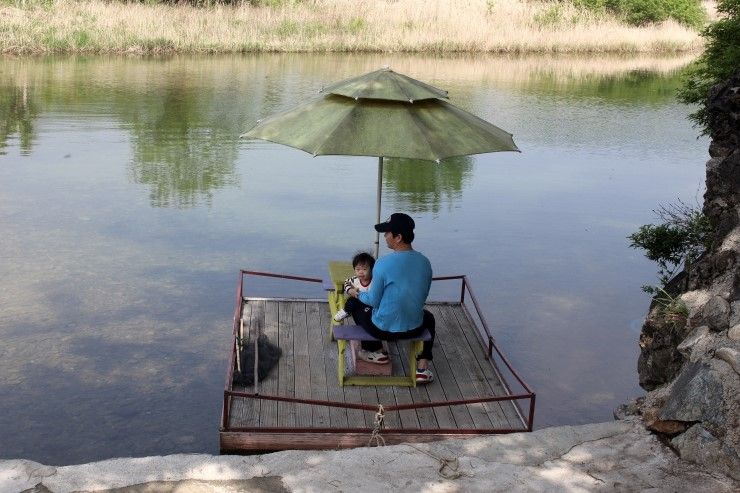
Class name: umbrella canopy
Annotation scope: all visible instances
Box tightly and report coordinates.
[320,68,449,102]
[242,94,516,162]
[242,68,519,256]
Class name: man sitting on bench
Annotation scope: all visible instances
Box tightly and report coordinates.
[345,213,436,384]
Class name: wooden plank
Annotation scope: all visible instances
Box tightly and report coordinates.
[373,342,402,430]
[357,351,381,431]
[228,300,251,428]
[292,302,313,428]
[445,303,515,427]
[396,341,440,428]
[277,301,296,428]
[388,341,420,430]
[336,321,371,428]
[438,304,508,428]
[242,300,264,427]
[318,301,350,428]
[228,386,248,428]
[306,301,331,428]
[258,300,279,427]
[221,431,497,453]
[427,305,494,429]
[422,305,475,429]
[451,304,526,428]
[403,320,460,428]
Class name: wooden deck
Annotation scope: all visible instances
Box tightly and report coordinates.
[221,297,531,453]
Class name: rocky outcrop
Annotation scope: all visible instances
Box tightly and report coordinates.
[1,420,737,492]
[628,72,740,480]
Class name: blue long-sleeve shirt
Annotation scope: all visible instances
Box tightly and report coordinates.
[358,250,432,332]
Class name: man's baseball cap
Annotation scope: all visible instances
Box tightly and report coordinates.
[374,213,415,234]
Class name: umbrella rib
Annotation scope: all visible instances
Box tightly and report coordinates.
[407,106,446,161]
[310,103,359,156]
[389,75,413,102]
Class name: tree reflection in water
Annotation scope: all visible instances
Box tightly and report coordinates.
[0,84,38,156]
[382,155,473,213]
[123,83,240,209]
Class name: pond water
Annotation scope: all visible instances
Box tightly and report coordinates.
[0,53,708,465]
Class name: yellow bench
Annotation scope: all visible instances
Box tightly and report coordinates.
[326,261,354,337]
[332,324,431,387]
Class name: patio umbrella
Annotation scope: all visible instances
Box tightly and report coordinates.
[241,68,519,257]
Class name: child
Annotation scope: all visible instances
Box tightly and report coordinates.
[333,252,375,323]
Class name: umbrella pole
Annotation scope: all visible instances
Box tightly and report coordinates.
[374,156,383,259]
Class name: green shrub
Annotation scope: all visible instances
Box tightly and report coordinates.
[534,4,565,27]
[678,0,740,132]
[628,200,712,293]
[345,17,366,35]
[574,0,705,28]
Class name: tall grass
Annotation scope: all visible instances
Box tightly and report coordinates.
[0,0,707,54]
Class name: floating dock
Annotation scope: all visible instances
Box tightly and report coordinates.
[220,271,535,453]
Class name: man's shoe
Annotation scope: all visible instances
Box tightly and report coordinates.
[333,309,350,322]
[357,349,390,364]
[415,368,434,384]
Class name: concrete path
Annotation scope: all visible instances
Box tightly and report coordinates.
[2,419,737,492]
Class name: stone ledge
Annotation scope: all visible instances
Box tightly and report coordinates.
[2,420,737,493]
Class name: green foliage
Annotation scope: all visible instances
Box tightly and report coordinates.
[345,17,366,35]
[4,0,53,8]
[275,19,327,38]
[574,0,705,28]
[653,288,689,325]
[0,85,38,155]
[72,29,91,48]
[678,0,740,132]
[249,0,305,6]
[628,200,712,293]
[534,4,565,27]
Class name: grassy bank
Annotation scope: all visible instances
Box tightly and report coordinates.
[0,0,710,54]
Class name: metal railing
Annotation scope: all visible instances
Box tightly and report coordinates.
[221,269,536,433]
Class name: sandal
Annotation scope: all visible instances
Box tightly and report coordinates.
[357,349,390,364]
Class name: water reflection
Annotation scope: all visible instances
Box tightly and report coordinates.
[514,69,685,104]
[0,53,707,465]
[383,156,473,214]
[122,83,240,208]
[0,83,37,155]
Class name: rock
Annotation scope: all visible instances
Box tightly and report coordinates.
[684,290,712,324]
[0,460,56,493]
[699,295,731,331]
[677,325,710,357]
[20,483,54,493]
[729,324,740,341]
[638,388,691,435]
[715,347,740,375]
[659,362,726,432]
[644,412,690,435]
[730,302,740,328]
[614,397,643,420]
[634,72,740,487]
[2,421,739,493]
[672,424,740,481]
[637,314,686,390]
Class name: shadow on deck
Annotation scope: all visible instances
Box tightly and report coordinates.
[220,270,535,453]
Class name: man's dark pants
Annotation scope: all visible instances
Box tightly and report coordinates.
[345,297,435,361]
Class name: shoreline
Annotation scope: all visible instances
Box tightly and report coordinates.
[2,420,737,492]
[0,0,706,56]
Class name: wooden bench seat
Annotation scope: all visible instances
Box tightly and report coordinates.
[332,324,431,387]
